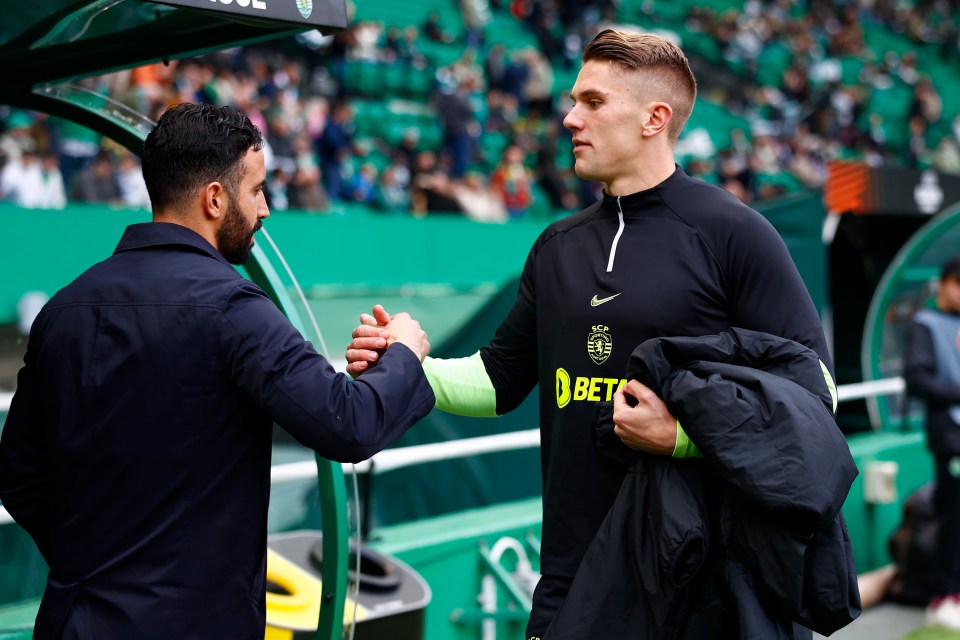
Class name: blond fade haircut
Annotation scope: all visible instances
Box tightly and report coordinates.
[582,29,697,142]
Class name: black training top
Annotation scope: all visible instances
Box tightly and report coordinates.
[480,166,832,578]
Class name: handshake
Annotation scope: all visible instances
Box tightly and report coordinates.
[344,304,430,377]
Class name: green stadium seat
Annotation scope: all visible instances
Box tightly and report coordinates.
[756,41,793,86]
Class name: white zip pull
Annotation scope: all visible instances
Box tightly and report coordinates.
[606,197,625,273]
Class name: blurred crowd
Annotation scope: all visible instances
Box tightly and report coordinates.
[1,0,959,216]
[674,0,960,202]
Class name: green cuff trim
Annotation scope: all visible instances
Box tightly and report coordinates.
[422,352,498,418]
[672,420,702,458]
[820,360,838,413]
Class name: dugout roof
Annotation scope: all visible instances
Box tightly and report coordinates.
[0,0,346,91]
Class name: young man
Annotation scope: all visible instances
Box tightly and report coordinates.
[0,103,436,639]
[347,30,835,637]
[905,257,960,630]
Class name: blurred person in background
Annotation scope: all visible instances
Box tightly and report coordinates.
[905,257,960,631]
[69,151,122,205]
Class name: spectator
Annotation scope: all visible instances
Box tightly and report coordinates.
[536,119,579,210]
[266,167,291,211]
[452,171,507,222]
[460,0,492,48]
[398,26,429,68]
[316,101,355,201]
[491,144,534,218]
[0,111,37,167]
[411,151,463,216]
[117,152,151,209]
[931,138,960,175]
[375,164,411,213]
[437,79,480,179]
[69,152,122,205]
[0,150,66,209]
[395,128,421,176]
[288,134,328,211]
[422,12,455,44]
[906,115,929,169]
[521,47,555,117]
[910,76,943,126]
[501,50,531,104]
[349,162,379,204]
[485,44,509,92]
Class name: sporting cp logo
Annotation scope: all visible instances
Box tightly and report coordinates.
[587,324,612,365]
[296,0,313,18]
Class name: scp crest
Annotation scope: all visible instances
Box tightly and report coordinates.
[587,324,612,365]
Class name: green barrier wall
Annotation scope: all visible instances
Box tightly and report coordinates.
[1,191,826,325]
[0,203,547,326]
[843,431,932,573]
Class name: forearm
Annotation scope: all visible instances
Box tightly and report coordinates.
[422,352,499,417]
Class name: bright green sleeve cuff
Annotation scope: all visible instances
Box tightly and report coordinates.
[672,420,702,458]
[421,352,498,418]
[820,359,838,413]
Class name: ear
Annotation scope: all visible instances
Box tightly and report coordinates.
[641,102,673,138]
[203,182,226,221]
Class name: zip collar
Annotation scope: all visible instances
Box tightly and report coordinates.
[599,164,684,218]
[599,165,684,272]
[606,197,625,273]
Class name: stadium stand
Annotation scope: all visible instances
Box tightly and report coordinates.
[1,0,959,216]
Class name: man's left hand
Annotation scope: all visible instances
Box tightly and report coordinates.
[613,379,676,455]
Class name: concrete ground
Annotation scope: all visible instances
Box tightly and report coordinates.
[816,601,928,640]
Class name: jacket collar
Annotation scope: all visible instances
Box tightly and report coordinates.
[114,222,233,268]
[600,164,686,216]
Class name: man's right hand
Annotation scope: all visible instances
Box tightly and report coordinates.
[345,305,429,378]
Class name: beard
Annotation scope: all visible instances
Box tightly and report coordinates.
[217,199,260,265]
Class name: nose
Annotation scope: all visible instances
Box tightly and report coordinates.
[563,105,581,132]
[258,190,270,219]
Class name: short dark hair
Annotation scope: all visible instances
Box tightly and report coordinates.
[142,103,263,212]
[582,29,697,142]
[941,256,960,281]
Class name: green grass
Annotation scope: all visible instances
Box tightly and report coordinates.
[901,628,960,639]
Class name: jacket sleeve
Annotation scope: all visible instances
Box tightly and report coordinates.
[480,249,540,415]
[905,320,960,404]
[220,282,435,463]
[724,209,833,374]
[0,345,51,560]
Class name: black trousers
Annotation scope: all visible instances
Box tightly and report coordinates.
[934,453,960,597]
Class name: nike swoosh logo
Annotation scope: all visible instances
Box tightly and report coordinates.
[590,293,622,307]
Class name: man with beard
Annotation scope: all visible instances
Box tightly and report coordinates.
[0,103,436,639]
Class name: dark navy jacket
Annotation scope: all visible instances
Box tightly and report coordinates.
[546,329,860,639]
[0,222,435,639]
